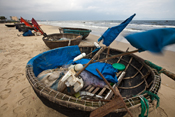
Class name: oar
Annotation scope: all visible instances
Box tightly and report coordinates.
[144,60,175,81]
[90,69,133,117]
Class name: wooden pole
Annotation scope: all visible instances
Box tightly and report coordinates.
[95,69,133,117]
[75,46,107,77]
[95,49,139,62]
[144,60,175,81]
[105,46,110,63]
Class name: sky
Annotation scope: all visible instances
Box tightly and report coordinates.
[0,0,175,21]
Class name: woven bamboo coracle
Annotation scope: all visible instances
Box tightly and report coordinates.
[42,33,83,49]
[26,45,161,116]
[59,27,91,39]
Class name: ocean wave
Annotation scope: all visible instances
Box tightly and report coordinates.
[39,20,175,52]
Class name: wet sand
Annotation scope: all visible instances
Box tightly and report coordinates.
[0,24,175,117]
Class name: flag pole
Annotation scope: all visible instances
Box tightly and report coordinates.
[95,49,139,62]
[74,13,136,77]
[75,45,107,77]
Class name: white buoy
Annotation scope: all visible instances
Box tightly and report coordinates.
[73,53,86,61]
[68,65,75,70]
[74,64,83,72]
[94,42,100,48]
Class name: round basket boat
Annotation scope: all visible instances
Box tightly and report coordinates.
[59,27,91,40]
[5,24,15,27]
[18,27,35,32]
[15,23,34,32]
[42,33,83,49]
[15,23,25,29]
[26,45,161,117]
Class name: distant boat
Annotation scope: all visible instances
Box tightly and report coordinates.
[5,23,15,27]
[15,23,34,32]
[42,33,83,49]
[59,27,91,39]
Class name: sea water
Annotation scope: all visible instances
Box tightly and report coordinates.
[39,20,175,52]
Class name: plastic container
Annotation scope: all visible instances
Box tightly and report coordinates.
[73,53,86,61]
[112,63,125,71]
[60,69,84,92]
[94,42,100,48]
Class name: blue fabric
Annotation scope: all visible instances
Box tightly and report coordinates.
[125,28,175,53]
[27,45,81,76]
[23,30,33,36]
[73,58,118,83]
[98,14,136,46]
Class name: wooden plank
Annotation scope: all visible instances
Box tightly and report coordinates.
[98,87,106,96]
[89,86,95,92]
[85,85,92,91]
[92,87,100,94]
[105,84,116,100]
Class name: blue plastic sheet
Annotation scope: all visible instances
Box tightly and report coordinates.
[125,28,175,53]
[23,30,33,36]
[73,58,118,83]
[27,45,118,83]
[27,45,81,76]
[98,14,136,46]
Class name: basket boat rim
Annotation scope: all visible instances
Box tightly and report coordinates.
[59,27,92,32]
[42,33,83,42]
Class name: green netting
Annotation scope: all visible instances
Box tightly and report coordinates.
[139,96,149,117]
[139,91,160,117]
[144,91,160,108]
[144,60,162,73]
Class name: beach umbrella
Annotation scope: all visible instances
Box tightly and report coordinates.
[124,28,175,53]
[98,13,136,46]
[31,18,47,37]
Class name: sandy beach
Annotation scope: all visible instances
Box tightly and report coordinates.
[0,23,175,117]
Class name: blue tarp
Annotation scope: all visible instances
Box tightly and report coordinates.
[27,45,81,76]
[73,58,118,83]
[27,45,118,83]
[23,30,33,36]
[98,14,136,46]
[125,28,175,53]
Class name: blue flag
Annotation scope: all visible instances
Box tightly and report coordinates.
[98,14,136,46]
[125,28,175,53]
